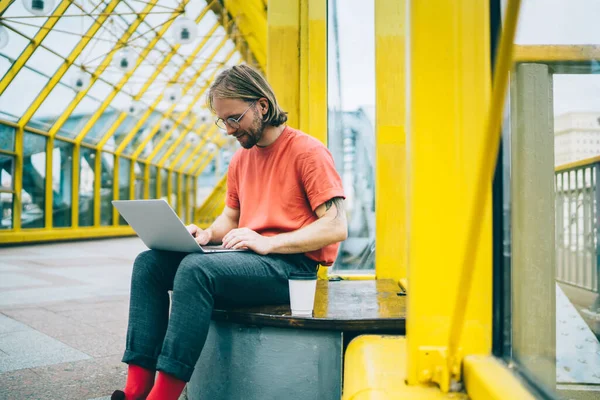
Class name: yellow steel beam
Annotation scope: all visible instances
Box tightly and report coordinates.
[0,1,13,15]
[95,21,220,150]
[447,0,521,378]
[129,156,136,200]
[222,0,267,68]
[187,135,226,175]
[166,169,172,205]
[115,34,229,156]
[463,356,536,400]
[176,171,183,214]
[375,0,406,282]
[112,154,120,225]
[514,44,600,63]
[179,126,218,172]
[17,0,121,127]
[0,0,71,96]
[155,117,200,166]
[147,47,236,163]
[74,1,192,144]
[45,1,158,137]
[12,125,24,231]
[168,142,191,169]
[143,162,150,199]
[306,0,327,144]
[0,226,135,244]
[299,0,308,133]
[267,0,300,128]
[93,148,102,226]
[196,174,227,228]
[44,133,53,229]
[191,138,226,176]
[407,0,492,392]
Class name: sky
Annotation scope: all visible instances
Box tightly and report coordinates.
[332,0,600,116]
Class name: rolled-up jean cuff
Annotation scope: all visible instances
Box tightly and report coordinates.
[156,355,195,382]
[122,350,158,371]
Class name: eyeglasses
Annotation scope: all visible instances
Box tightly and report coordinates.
[215,101,256,131]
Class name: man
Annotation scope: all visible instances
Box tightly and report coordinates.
[112,65,347,400]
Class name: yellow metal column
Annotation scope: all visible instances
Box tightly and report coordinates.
[407,0,492,392]
[112,155,120,226]
[93,149,102,226]
[307,0,327,144]
[13,126,24,231]
[374,0,407,283]
[267,0,300,128]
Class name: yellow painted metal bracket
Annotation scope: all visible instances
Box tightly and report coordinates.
[342,335,467,400]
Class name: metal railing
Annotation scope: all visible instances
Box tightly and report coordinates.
[555,159,600,294]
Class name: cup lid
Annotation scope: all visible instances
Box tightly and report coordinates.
[289,271,317,280]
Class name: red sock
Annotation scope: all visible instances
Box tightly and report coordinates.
[146,371,186,400]
[124,364,155,399]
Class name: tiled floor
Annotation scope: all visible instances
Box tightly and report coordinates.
[0,237,156,400]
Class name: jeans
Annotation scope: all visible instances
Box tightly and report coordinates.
[121,250,318,382]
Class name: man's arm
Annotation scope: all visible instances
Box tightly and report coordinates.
[222,197,347,254]
[187,206,240,245]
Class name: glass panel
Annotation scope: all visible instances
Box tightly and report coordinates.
[79,147,95,227]
[1,1,55,42]
[171,171,178,213]
[505,1,600,398]
[80,109,121,145]
[41,3,95,57]
[160,168,168,202]
[0,23,31,63]
[327,0,375,272]
[0,154,14,191]
[0,124,16,152]
[118,157,131,225]
[0,66,49,120]
[0,56,11,86]
[28,69,79,132]
[100,152,114,226]
[134,161,145,199]
[22,132,46,228]
[25,46,63,77]
[60,95,106,138]
[52,139,73,228]
[0,192,13,230]
[150,165,157,199]
[187,174,194,224]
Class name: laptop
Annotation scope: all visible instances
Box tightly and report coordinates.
[112,199,245,253]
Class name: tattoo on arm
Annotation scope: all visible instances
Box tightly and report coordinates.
[325,197,345,219]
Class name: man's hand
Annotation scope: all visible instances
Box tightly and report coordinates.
[186,224,212,245]
[222,228,273,255]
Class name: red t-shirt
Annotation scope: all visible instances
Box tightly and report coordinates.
[226,125,345,265]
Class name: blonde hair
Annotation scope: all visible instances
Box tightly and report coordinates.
[207,65,288,127]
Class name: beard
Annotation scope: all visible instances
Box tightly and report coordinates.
[236,109,267,149]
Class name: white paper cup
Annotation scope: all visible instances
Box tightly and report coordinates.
[288,271,317,316]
